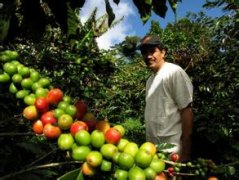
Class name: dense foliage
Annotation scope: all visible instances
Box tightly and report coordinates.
[0,0,179,42]
[0,0,238,179]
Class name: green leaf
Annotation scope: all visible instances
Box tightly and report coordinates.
[113,0,120,5]
[66,3,80,37]
[145,0,152,5]
[105,0,116,26]
[57,168,83,180]
[168,0,178,13]
[152,0,168,18]
[133,0,151,24]
[168,0,182,13]
[76,171,84,180]
[156,143,176,152]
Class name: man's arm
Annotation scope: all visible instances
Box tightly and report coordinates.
[180,105,193,162]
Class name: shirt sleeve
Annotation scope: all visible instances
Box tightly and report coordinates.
[171,68,193,110]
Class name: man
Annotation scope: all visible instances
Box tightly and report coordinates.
[138,34,193,162]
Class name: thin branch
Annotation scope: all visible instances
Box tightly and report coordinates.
[173,172,196,176]
[25,60,82,65]
[164,159,188,167]
[0,161,83,180]
[219,160,239,167]
[24,148,58,168]
[164,170,196,177]
[184,58,193,71]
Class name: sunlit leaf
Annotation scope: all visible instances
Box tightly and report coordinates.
[66,3,80,37]
[156,143,176,152]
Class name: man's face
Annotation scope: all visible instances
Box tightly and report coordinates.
[141,46,166,72]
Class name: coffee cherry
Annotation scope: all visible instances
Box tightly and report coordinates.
[170,153,179,162]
